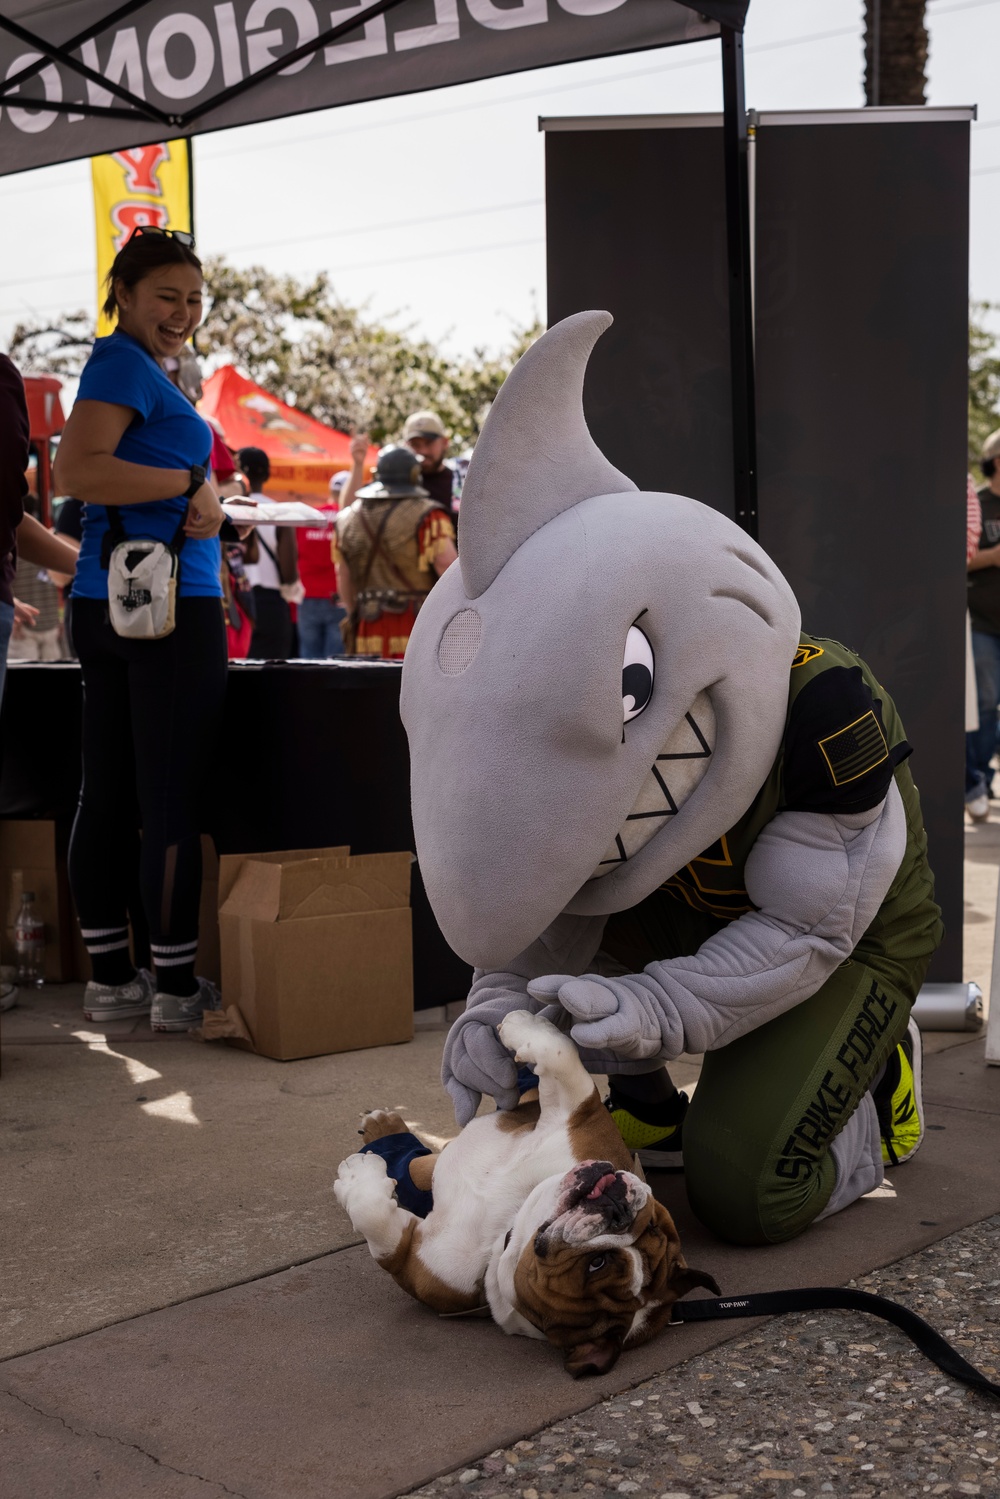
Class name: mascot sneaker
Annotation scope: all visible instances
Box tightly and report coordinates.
[875,1017,924,1166]
[606,1085,688,1170]
[151,977,221,1033]
[83,967,154,1023]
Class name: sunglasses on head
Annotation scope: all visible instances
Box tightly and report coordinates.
[125,225,196,249]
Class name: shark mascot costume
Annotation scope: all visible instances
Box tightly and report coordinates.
[400,311,942,1247]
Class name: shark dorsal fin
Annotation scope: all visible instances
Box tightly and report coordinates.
[458,310,638,599]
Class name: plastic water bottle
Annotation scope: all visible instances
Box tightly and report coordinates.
[5,866,23,961]
[13,892,44,987]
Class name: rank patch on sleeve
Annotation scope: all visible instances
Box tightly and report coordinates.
[792,643,824,668]
[818,711,889,787]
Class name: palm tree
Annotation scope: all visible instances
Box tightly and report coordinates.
[864,0,928,106]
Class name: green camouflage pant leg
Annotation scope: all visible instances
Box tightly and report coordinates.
[682,950,931,1246]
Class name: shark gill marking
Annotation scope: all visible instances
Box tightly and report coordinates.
[728,546,771,580]
[709,586,776,629]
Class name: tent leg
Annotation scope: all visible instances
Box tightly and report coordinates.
[721,25,758,540]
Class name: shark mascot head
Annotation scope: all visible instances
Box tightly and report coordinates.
[400,311,801,972]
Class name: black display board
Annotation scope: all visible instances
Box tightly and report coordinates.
[753,117,970,985]
[0,660,472,1009]
[545,117,734,514]
[545,110,971,981]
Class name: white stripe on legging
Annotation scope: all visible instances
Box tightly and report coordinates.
[84,939,131,954]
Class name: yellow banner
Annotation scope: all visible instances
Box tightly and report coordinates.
[92,139,192,338]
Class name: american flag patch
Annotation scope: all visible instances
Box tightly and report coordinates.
[818,711,889,787]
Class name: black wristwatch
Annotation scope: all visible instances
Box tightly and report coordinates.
[183,464,206,499]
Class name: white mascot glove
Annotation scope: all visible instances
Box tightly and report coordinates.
[441,991,533,1127]
[441,913,610,1125]
[527,974,671,1063]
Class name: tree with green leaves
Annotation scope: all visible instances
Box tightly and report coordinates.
[8,259,540,450]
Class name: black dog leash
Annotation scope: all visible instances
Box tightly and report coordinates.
[671,1287,1000,1400]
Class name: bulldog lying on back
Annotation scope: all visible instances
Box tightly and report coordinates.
[334,1010,717,1376]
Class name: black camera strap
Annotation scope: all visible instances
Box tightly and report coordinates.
[671,1287,1000,1401]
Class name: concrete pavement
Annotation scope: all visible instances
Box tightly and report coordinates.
[1,815,998,1497]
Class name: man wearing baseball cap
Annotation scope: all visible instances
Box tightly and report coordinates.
[401,410,456,516]
[966,427,1000,819]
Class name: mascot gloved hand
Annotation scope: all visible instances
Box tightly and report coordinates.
[401,311,942,1248]
[442,913,611,1124]
[441,991,525,1125]
[527,975,667,1062]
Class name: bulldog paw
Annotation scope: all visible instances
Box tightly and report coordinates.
[334,1150,394,1213]
[360,1109,409,1144]
[499,1008,573,1070]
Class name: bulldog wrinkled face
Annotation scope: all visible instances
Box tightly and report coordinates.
[491,1162,719,1377]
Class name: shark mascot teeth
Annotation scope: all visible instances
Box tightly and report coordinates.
[401,311,942,1247]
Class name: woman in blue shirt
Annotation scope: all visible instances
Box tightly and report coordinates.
[54,228,227,1033]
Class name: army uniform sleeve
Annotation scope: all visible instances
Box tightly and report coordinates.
[782,665,912,816]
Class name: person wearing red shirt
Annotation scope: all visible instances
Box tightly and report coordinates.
[297,469,347,658]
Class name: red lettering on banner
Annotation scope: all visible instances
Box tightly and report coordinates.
[110,201,169,251]
[113,145,169,195]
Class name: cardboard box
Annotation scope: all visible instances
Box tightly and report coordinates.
[0,820,75,981]
[219,849,413,1061]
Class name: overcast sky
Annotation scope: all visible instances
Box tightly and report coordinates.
[0,0,997,361]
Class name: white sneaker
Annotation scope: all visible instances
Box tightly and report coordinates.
[83,968,154,1022]
[150,977,221,1033]
[967,794,990,822]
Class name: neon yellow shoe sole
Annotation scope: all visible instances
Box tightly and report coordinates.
[606,1097,686,1170]
[879,1017,924,1166]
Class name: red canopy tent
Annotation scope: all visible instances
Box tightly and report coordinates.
[199,366,375,505]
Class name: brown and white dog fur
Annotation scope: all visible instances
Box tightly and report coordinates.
[334,1010,719,1376]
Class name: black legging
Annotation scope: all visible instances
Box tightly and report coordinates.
[69,597,227,994]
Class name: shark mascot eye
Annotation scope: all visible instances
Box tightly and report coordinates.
[622,625,654,723]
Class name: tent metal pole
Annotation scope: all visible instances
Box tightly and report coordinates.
[720,25,758,540]
[0,10,169,124]
[0,0,153,100]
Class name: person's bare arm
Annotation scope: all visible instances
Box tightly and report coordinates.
[338,433,370,511]
[55,400,192,504]
[16,513,79,575]
[47,534,81,589]
[12,599,39,636]
[431,540,459,577]
[969,544,1000,571]
[56,400,224,538]
[335,561,356,614]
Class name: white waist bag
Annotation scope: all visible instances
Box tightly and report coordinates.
[103,509,185,640]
